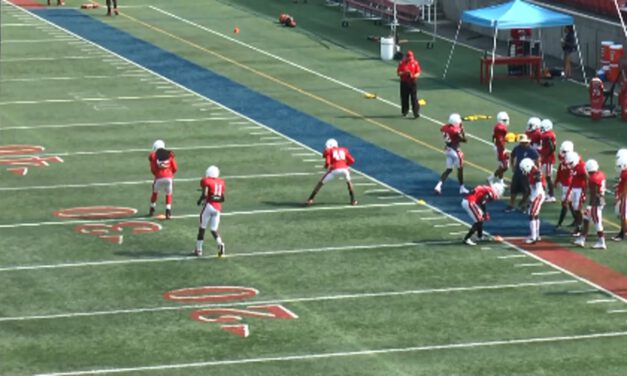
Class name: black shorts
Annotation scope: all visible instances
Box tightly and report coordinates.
[510,174,529,195]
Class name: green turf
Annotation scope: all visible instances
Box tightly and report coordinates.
[1,1,627,375]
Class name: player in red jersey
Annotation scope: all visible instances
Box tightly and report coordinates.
[555,141,577,229]
[434,113,469,195]
[612,156,627,241]
[573,160,607,249]
[461,182,504,245]
[520,158,546,244]
[564,151,588,237]
[539,119,557,202]
[195,165,226,257]
[525,117,542,152]
[148,140,178,219]
[488,111,509,185]
[306,138,357,206]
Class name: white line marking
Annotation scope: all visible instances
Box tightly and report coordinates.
[531,271,562,276]
[249,131,269,135]
[419,217,446,221]
[0,241,443,272]
[0,202,414,229]
[480,246,492,250]
[514,263,545,268]
[32,329,627,376]
[0,170,310,192]
[0,56,95,62]
[353,183,377,186]
[0,23,36,26]
[1,280,576,323]
[292,153,315,157]
[377,195,405,200]
[231,121,250,125]
[608,309,627,314]
[0,38,74,43]
[586,299,617,304]
[0,117,219,131]
[434,223,462,228]
[449,231,467,235]
[0,94,193,106]
[303,159,321,162]
[364,189,390,193]
[498,254,527,259]
[260,136,283,140]
[407,209,431,213]
[0,74,139,83]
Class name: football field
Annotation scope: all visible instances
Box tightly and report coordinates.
[1,1,627,375]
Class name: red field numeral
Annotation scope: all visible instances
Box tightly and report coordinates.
[163,286,298,337]
[0,145,63,176]
[75,221,162,245]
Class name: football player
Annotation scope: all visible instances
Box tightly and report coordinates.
[106,0,119,16]
[461,182,505,245]
[434,113,469,195]
[195,165,226,257]
[306,138,357,206]
[520,158,546,244]
[612,156,627,241]
[488,111,509,185]
[564,151,588,237]
[539,119,557,202]
[148,140,177,219]
[574,160,607,249]
[525,116,542,151]
[555,141,577,229]
[506,134,538,212]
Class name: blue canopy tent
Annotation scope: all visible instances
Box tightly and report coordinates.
[442,0,585,92]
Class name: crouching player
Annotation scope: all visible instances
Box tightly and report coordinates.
[461,182,505,246]
[306,138,357,206]
[574,160,606,249]
[195,165,226,257]
[148,139,177,219]
[520,158,546,244]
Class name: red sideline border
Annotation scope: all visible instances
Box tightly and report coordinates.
[509,238,627,301]
[8,0,45,8]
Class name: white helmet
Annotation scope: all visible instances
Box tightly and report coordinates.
[205,165,220,178]
[559,140,574,156]
[585,159,599,173]
[152,139,165,151]
[496,111,509,125]
[519,158,535,175]
[527,117,541,131]
[448,113,462,126]
[565,151,580,168]
[540,119,553,133]
[616,148,627,161]
[325,138,338,149]
[617,156,627,172]
[491,182,505,199]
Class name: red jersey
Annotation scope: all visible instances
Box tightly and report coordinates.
[465,185,496,205]
[200,176,225,212]
[325,146,355,170]
[526,129,542,149]
[540,130,556,163]
[441,124,463,149]
[569,160,587,189]
[148,151,177,179]
[556,155,572,186]
[492,122,508,152]
[397,57,421,83]
[527,167,546,189]
[588,170,606,204]
[617,170,627,198]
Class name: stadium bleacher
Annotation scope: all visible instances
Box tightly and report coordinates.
[343,0,421,26]
[549,0,627,18]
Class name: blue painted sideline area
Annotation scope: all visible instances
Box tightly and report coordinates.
[33,8,546,237]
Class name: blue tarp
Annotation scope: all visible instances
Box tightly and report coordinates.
[461,0,574,29]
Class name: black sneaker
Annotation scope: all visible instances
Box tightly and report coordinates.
[217,243,225,257]
[611,234,624,242]
[413,112,420,119]
[149,207,155,217]
[165,209,171,220]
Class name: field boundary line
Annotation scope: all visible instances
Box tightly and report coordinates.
[0,93,193,106]
[0,117,226,131]
[1,280,576,323]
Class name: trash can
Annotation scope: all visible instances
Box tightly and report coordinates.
[380,37,395,61]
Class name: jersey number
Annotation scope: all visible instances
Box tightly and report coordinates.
[332,149,346,161]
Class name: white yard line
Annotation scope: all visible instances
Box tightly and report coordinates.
[0,117,221,131]
[434,223,463,228]
[498,254,527,259]
[32,329,627,376]
[364,189,390,193]
[1,280,576,323]
[0,74,141,83]
[586,299,618,304]
[514,263,545,268]
[0,202,415,229]
[0,94,193,106]
[531,271,562,276]
[0,38,74,43]
[0,241,446,273]
[0,171,313,192]
[0,56,96,62]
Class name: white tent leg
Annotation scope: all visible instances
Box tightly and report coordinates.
[489,27,498,93]
[613,0,627,40]
[572,24,587,85]
[442,19,462,79]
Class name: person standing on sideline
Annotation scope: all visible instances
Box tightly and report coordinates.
[574,160,607,249]
[505,134,539,212]
[148,139,177,219]
[396,50,421,118]
[561,25,576,79]
[306,138,357,206]
[435,113,469,195]
[539,119,557,202]
[195,165,226,257]
[488,111,510,185]
[519,158,546,244]
[461,182,504,246]
[564,151,589,237]
[106,0,119,16]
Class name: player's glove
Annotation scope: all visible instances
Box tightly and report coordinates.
[196,197,204,206]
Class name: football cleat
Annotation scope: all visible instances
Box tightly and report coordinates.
[573,237,585,247]
[165,209,171,220]
[463,238,476,246]
[113,8,119,15]
[544,196,557,203]
[571,231,581,238]
[149,207,155,217]
[305,199,314,207]
[217,243,225,258]
[459,186,470,194]
[194,248,203,257]
[524,237,537,244]
[351,200,358,206]
[592,239,607,250]
[611,234,624,242]
[434,186,442,195]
